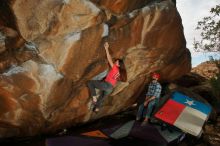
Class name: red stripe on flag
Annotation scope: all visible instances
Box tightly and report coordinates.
[155,99,185,125]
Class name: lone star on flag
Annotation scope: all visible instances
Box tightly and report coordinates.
[185,99,195,106]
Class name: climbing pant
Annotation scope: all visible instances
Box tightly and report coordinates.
[88,80,113,108]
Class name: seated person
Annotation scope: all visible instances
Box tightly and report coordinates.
[136,73,162,125]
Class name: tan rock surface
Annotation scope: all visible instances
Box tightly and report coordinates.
[0,0,191,137]
[192,61,219,79]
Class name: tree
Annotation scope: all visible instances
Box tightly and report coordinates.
[209,63,220,102]
[208,56,220,103]
[194,5,220,52]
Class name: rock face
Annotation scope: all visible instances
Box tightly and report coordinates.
[0,0,191,137]
[192,61,220,79]
[190,61,220,105]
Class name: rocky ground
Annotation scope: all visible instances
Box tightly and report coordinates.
[203,117,220,146]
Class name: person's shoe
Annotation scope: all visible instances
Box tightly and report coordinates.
[92,96,98,103]
[141,121,148,126]
[136,117,141,121]
[87,101,95,110]
[58,128,67,135]
[93,108,99,113]
[141,118,149,126]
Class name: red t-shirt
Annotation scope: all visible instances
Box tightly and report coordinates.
[105,64,120,86]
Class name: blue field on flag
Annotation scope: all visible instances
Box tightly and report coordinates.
[171,92,211,115]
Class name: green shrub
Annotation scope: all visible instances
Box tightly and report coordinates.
[209,59,220,103]
[210,73,220,99]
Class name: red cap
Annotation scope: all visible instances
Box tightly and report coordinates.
[152,73,160,79]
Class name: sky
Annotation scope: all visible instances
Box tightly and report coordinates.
[176,0,220,67]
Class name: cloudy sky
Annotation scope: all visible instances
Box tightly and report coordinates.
[176,0,220,67]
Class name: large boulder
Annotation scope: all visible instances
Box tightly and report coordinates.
[192,61,220,79]
[0,0,191,137]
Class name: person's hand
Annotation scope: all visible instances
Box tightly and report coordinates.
[104,42,109,49]
[144,100,149,107]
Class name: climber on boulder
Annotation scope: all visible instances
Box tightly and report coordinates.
[87,42,127,112]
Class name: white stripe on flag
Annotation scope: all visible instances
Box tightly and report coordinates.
[174,106,207,136]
